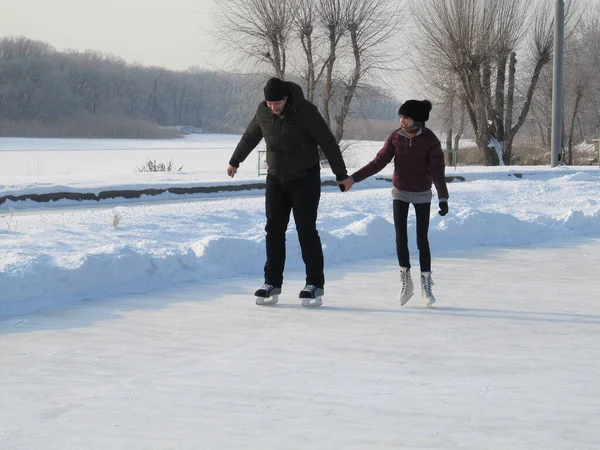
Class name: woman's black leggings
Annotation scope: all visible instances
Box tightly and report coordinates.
[393,200,431,272]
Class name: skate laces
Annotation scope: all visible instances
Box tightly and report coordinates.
[400,270,410,293]
[421,275,435,296]
[260,284,275,292]
[302,284,318,293]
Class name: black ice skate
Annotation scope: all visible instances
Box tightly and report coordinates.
[299,285,324,307]
[254,284,282,306]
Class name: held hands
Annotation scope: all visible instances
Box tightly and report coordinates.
[227,165,238,178]
[338,177,354,192]
[438,201,449,216]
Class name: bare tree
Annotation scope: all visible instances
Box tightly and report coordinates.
[291,0,322,102]
[564,39,593,164]
[433,76,467,164]
[293,0,317,101]
[564,7,600,164]
[587,9,600,147]
[415,0,577,165]
[410,41,467,160]
[332,0,402,141]
[316,0,347,126]
[528,64,553,151]
[528,2,598,164]
[215,0,294,78]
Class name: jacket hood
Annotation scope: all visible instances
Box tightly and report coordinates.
[285,81,306,108]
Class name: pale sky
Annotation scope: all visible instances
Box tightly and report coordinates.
[1,0,223,70]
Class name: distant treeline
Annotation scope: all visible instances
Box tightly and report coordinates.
[0,37,400,139]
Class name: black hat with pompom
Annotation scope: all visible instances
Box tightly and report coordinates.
[398,100,432,123]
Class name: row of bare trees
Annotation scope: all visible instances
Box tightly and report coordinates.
[218,0,599,165]
[216,0,403,142]
[4,0,597,160]
[529,7,600,165]
[414,0,599,165]
[0,37,254,134]
[0,36,398,138]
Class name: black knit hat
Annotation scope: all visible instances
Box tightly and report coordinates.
[264,78,289,101]
[398,100,432,123]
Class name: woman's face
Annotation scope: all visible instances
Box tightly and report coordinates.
[399,115,414,129]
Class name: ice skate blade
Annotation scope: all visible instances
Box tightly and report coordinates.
[399,292,414,306]
[424,299,435,308]
[301,297,322,307]
[256,295,279,306]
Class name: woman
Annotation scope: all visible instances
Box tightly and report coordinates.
[339,99,449,307]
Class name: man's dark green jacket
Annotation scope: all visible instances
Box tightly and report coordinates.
[229,81,348,181]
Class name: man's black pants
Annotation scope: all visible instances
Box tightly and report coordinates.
[264,167,324,288]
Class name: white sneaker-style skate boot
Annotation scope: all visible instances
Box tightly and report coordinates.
[420,272,436,308]
[398,267,414,306]
[299,285,324,307]
[255,284,282,306]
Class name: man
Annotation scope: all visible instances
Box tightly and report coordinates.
[227,77,350,307]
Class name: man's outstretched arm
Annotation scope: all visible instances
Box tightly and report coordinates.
[228,114,263,171]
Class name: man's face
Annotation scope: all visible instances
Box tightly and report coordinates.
[266,98,287,115]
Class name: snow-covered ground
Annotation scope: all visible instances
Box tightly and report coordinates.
[1,134,600,448]
[1,239,599,449]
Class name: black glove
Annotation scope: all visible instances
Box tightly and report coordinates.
[438,201,448,216]
[338,184,346,192]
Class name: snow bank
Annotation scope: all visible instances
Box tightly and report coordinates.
[2,207,599,313]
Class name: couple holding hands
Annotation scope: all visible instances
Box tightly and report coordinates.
[226,78,449,308]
